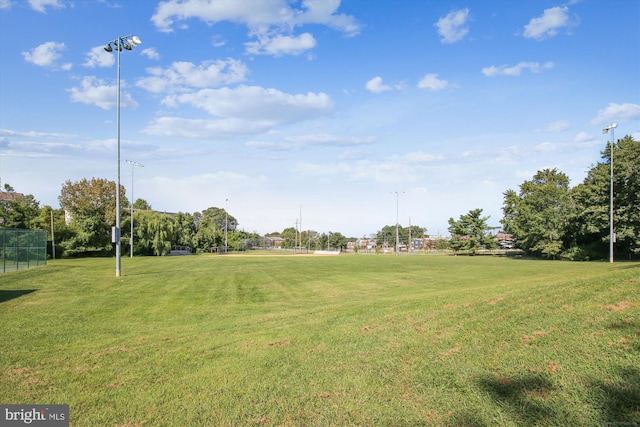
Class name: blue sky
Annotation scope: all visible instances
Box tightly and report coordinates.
[1,0,639,238]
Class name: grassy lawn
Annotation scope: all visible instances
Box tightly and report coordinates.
[1,254,639,426]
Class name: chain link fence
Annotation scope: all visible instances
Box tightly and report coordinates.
[0,228,47,273]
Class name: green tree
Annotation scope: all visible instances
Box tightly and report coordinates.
[0,192,40,229]
[193,211,221,252]
[173,212,198,249]
[133,198,152,211]
[448,208,497,255]
[502,168,573,259]
[280,227,297,249]
[58,177,128,255]
[571,135,640,260]
[135,210,176,256]
[376,224,427,249]
[201,206,237,233]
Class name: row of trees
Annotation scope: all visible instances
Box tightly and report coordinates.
[446,136,639,260]
[501,135,639,260]
[1,136,637,260]
[0,179,361,256]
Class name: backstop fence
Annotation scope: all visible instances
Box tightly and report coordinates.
[0,228,47,273]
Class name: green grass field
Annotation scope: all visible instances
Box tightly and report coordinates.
[1,254,638,426]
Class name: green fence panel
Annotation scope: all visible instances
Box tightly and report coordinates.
[1,228,47,273]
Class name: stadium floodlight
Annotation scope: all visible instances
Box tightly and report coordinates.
[103,35,141,277]
[602,123,617,263]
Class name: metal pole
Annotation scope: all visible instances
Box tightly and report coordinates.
[50,210,55,260]
[131,162,134,258]
[225,198,228,253]
[126,160,143,258]
[129,163,136,258]
[115,37,122,277]
[394,191,403,255]
[396,193,399,256]
[609,128,615,263]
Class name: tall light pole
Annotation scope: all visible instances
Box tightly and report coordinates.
[393,191,404,256]
[224,198,229,254]
[125,160,144,258]
[603,123,617,263]
[104,35,141,277]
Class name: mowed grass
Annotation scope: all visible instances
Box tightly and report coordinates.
[1,254,638,426]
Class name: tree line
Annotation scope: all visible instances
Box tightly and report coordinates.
[447,135,639,260]
[1,136,637,260]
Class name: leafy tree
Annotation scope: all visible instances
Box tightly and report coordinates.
[36,206,71,258]
[58,177,128,255]
[448,208,497,255]
[502,168,573,259]
[328,231,348,251]
[133,198,152,211]
[193,211,221,252]
[0,192,40,229]
[571,135,640,260]
[201,207,237,233]
[135,210,176,256]
[280,227,298,249]
[173,212,198,249]
[376,224,427,249]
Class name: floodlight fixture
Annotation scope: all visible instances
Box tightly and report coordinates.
[602,122,618,134]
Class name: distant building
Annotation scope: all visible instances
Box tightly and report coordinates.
[264,236,284,249]
[495,232,515,248]
[0,191,24,202]
[0,191,25,226]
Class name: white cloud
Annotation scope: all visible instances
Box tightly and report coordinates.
[22,41,67,68]
[434,8,470,44]
[545,119,571,132]
[365,76,392,93]
[534,142,558,152]
[142,117,272,139]
[523,6,573,40]
[164,85,332,121]
[248,134,376,151]
[0,0,12,10]
[417,73,449,91]
[245,32,316,56]
[150,0,360,56]
[152,0,360,34]
[141,48,160,60]
[67,76,138,110]
[145,86,333,139]
[574,132,593,143]
[211,35,226,48]
[83,46,115,68]
[482,61,554,77]
[590,103,640,125]
[137,59,248,93]
[0,129,79,139]
[295,149,444,184]
[27,0,64,13]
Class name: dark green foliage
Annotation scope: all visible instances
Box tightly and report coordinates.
[448,208,497,254]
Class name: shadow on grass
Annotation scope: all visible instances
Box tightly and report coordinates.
[0,289,37,303]
[478,372,557,425]
[478,367,640,425]
[590,367,640,425]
